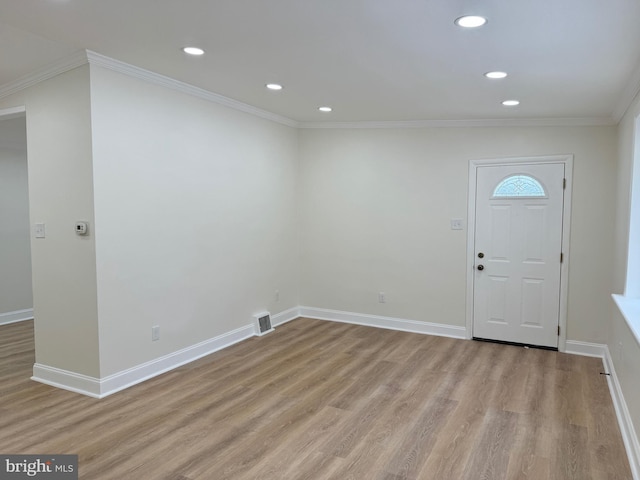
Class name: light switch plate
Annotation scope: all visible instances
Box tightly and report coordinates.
[34,223,45,238]
[450,218,464,230]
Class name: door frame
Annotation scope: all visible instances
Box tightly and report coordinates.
[465,154,574,352]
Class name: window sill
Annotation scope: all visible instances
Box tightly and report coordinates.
[613,294,640,348]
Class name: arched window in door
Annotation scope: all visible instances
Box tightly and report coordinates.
[492,174,547,198]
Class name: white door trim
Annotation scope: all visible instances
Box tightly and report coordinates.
[466,154,573,351]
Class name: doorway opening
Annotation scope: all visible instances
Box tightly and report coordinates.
[0,107,32,327]
[466,155,573,351]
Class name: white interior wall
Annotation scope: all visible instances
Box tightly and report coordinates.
[89,66,300,377]
[611,92,640,443]
[0,66,100,377]
[0,116,32,320]
[298,126,617,344]
[0,56,631,406]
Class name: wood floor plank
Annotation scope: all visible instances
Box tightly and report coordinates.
[242,405,347,480]
[323,373,445,480]
[0,318,632,479]
[277,450,345,480]
[424,374,498,480]
[328,359,401,410]
[552,423,591,480]
[461,408,520,480]
[505,414,552,479]
[384,395,458,479]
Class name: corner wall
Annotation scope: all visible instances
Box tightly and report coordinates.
[298,126,617,344]
[0,65,100,377]
[0,54,625,398]
[89,65,300,377]
[611,89,640,457]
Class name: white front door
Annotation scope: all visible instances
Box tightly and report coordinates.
[473,163,565,348]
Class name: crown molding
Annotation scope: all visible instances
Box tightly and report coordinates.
[0,49,298,128]
[0,50,89,101]
[0,49,623,130]
[612,58,640,123]
[298,116,617,129]
[85,51,299,128]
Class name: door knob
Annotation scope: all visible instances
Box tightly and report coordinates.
[478,252,484,258]
[477,264,484,271]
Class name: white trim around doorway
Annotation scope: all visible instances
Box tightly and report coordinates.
[465,154,574,351]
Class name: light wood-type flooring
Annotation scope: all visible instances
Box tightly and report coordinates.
[0,318,632,479]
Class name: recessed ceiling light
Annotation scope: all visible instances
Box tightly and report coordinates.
[454,15,488,28]
[318,106,332,112]
[266,83,283,91]
[502,100,520,106]
[485,71,508,79]
[182,47,205,56]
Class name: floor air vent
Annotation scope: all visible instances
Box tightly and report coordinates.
[254,312,274,336]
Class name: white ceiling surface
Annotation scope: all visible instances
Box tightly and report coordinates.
[1,0,640,123]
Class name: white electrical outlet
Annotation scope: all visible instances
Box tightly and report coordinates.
[152,325,160,341]
[378,292,386,303]
[450,218,464,230]
[75,221,89,236]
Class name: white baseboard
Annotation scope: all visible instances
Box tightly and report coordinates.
[32,364,102,398]
[299,306,467,339]
[0,308,34,325]
[32,306,303,399]
[31,305,464,397]
[270,306,301,327]
[603,346,640,480]
[564,339,608,358]
[32,323,256,398]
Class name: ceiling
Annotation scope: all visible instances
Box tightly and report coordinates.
[1,0,640,124]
